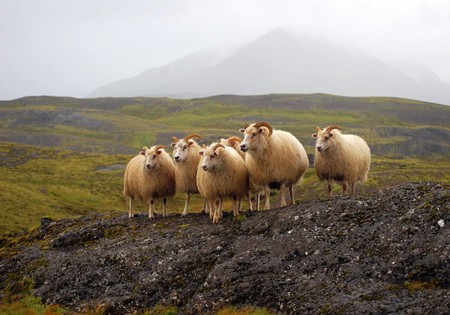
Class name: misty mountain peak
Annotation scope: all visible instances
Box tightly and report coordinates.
[87,29,450,104]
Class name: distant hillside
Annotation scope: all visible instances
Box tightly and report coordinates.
[87,29,450,105]
[0,93,449,157]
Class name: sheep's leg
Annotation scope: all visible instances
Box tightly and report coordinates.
[264,185,271,210]
[280,184,287,207]
[217,200,223,218]
[289,185,295,205]
[213,199,222,223]
[128,197,134,218]
[201,199,209,214]
[342,182,348,195]
[148,199,155,219]
[350,182,356,194]
[256,193,260,211]
[248,192,254,211]
[232,196,239,217]
[327,180,333,197]
[182,192,190,216]
[162,198,167,217]
[209,199,214,219]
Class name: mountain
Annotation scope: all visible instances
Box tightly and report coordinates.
[88,29,450,104]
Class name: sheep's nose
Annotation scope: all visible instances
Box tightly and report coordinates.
[240,144,248,152]
[316,146,323,152]
[146,164,151,169]
[202,165,207,170]
[174,156,180,162]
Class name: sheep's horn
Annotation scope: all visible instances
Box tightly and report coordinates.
[325,125,341,133]
[184,133,202,142]
[140,146,149,155]
[254,121,273,136]
[153,145,165,152]
[227,136,242,144]
[211,143,225,152]
[316,126,322,132]
[171,136,179,146]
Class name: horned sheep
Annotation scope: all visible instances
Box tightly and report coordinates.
[312,125,371,197]
[197,143,249,223]
[123,145,176,219]
[220,136,263,211]
[171,133,202,216]
[239,122,308,210]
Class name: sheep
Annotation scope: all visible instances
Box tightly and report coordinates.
[220,136,263,211]
[123,145,176,219]
[312,125,371,197]
[239,121,308,210]
[171,133,203,216]
[196,143,249,223]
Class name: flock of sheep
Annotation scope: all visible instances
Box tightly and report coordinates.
[123,122,371,223]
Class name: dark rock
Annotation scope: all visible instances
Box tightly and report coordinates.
[0,181,448,314]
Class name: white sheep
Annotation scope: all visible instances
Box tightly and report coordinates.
[196,143,249,223]
[312,125,371,197]
[240,122,308,210]
[220,136,263,211]
[171,133,202,216]
[123,145,176,218]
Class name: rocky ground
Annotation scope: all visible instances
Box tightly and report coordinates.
[0,181,449,314]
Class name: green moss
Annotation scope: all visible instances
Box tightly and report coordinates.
[403,281,437,292]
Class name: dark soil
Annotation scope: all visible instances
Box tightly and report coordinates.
[0,181,448,314]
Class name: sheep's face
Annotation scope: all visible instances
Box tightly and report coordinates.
[199,144,225,172]
[312,126,341,153]
[239,124,270,152]
[172,140,194,163]
[141,145,165,169]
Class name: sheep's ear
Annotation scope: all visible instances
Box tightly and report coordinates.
[187,140,195,146]
[171,136,178,146]
[312,133,318,138]
[199,150,204,156]
[239,128,245,133]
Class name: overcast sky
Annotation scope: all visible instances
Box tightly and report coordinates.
[1,0,449,100]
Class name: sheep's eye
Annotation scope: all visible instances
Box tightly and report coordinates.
[152,155,157,159]
[183,145,187,150]
[251,132,257,138]
[210,154,215,159]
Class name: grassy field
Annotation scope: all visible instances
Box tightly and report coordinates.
[1,141,448,234]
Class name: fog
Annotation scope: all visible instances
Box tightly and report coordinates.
[1,0,449,100]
